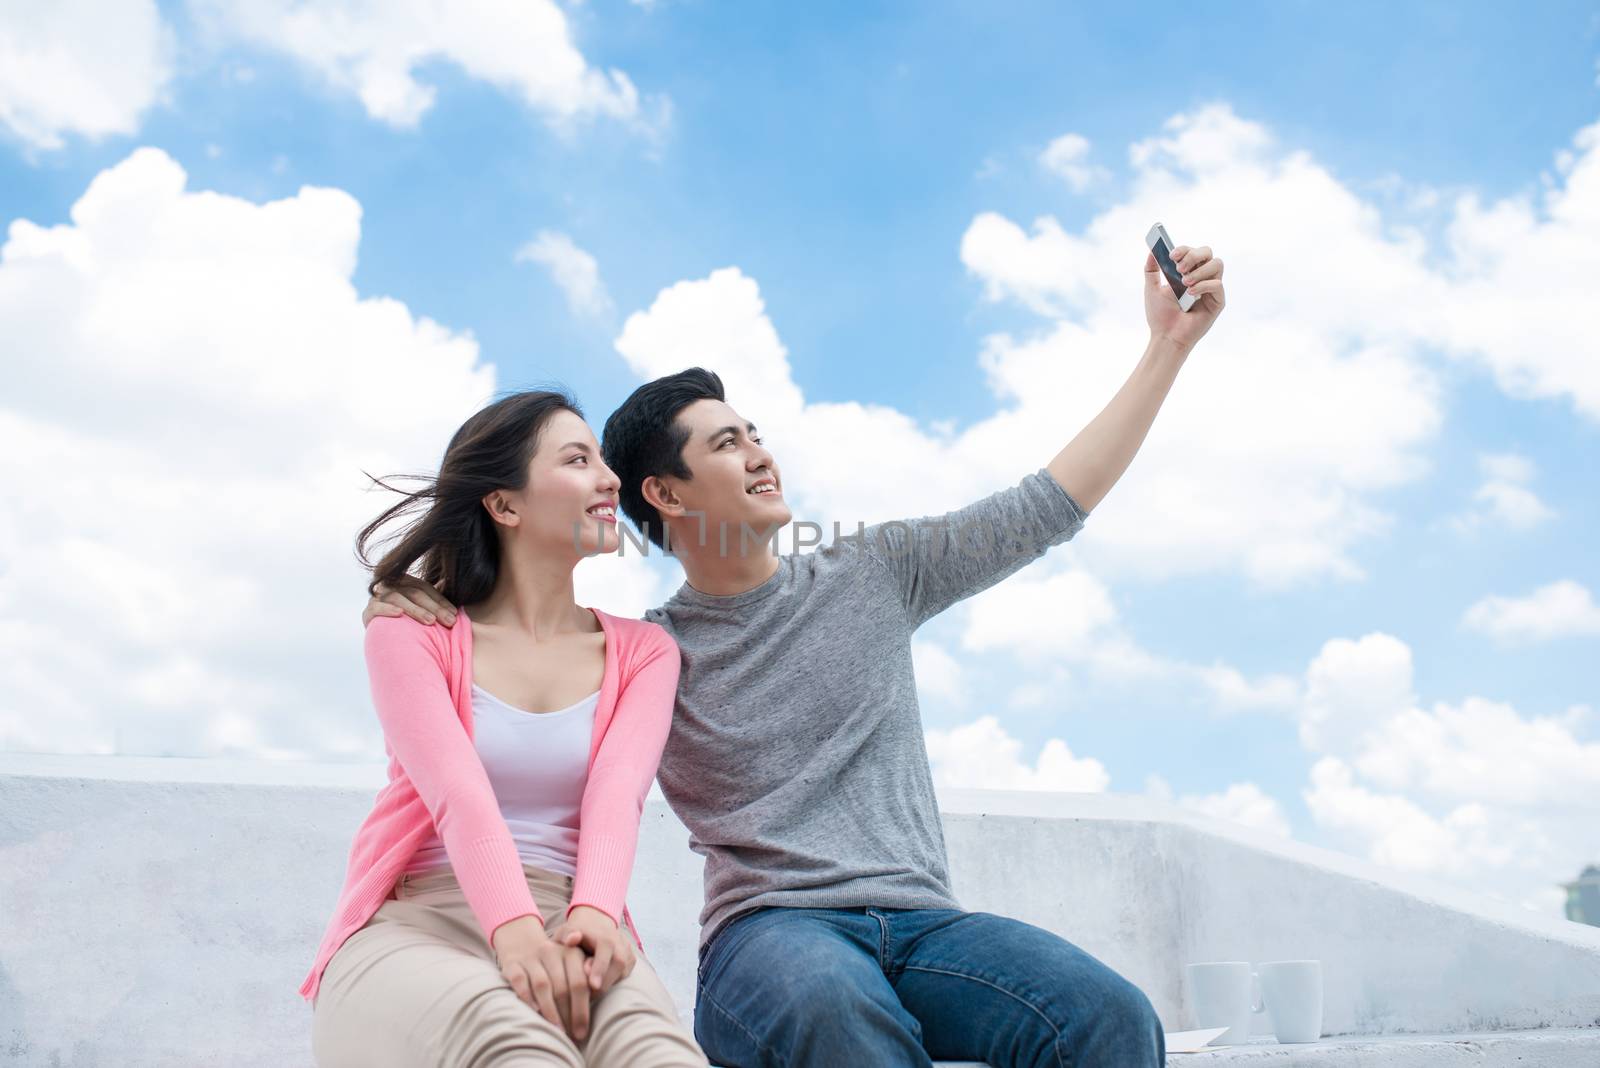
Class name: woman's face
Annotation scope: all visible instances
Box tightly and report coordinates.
[491,408,622,560]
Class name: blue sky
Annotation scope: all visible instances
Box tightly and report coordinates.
[2,0,1597,918]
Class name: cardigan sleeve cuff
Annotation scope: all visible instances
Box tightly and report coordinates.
[568,833,633,924]
[457,833,544,941]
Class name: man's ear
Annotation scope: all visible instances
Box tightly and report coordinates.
[641,475,683,518]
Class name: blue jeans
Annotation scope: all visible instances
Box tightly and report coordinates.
[693,905,1166,1068]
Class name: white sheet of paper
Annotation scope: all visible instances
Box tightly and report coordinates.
[1163,1026,1232,1053]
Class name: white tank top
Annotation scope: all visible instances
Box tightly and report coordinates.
[404,682,599,878]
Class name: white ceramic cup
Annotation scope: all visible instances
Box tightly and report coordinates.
[1184,962,1263,1045]
[1258,960,1323,1043]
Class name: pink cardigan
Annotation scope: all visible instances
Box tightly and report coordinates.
[298,605,680,1003]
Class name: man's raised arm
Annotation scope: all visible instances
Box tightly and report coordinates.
[862,241,1226,629]
[1048,241,1225,513]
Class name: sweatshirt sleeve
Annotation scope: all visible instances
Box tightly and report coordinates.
[859,467,1089,630]
[364,615,543,941]
[566,623,681,925]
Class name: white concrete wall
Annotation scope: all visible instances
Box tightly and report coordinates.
[2,753,1598,1067]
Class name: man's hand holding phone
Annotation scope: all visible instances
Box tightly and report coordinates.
[1143,221,1226,353]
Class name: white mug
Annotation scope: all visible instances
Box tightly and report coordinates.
[1184,962,1263,1045]
[1258,960,1323,1043]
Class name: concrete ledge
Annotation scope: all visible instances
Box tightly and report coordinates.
[2,753,1597,1067]
[1176,1026,1600,1065]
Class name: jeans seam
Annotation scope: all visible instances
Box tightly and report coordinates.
[698,983,777,1066]
[697,913,750,990]
[900,964,1070,1068]
[868,909,892,972]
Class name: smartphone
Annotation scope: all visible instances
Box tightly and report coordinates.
[1146,221,1199,312]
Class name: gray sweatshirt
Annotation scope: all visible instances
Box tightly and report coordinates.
[642,467,1090,947]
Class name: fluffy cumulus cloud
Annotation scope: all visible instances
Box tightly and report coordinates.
[1460,579,1600,645]
[910,640,967,704]
[517,230,614,319]
[1038,132,1110,193]
[1295,632,1599,912]
[0,147,667,758]
[924,715,1110,792]
[956,554,1299,712]
[0,0,174,149]
[187,0,659,133]
[1145,774,1294,839]
[1446,451,1555,535]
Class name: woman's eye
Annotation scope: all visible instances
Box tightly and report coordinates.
[570,455,587,463]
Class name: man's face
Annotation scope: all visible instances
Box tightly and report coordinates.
[656,398,792,552]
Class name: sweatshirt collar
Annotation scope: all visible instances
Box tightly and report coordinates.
[669,554,789,609]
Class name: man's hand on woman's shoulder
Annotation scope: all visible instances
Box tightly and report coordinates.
[363,577,459,628]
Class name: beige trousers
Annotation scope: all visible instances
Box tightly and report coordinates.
[312,862,708,1067]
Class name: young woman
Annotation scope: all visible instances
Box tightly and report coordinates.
[300,390,707,1067]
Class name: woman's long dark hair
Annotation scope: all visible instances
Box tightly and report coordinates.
[356,389,583,609]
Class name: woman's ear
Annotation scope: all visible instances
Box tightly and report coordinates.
[481,490,521,528]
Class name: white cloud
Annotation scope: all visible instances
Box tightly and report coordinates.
[1294,631,1600,912]
[1480,452,1536,484]
[1303,756,1525,878]
[188,0,660,134]
[1193,661,1302,712]
[1467,479,1554,531]
[1298,632,1416,755]
[1038,132,1110,193]
[573,550,677,621]
[1179,781,1293,839]
[0,147,665,759]
[1433,118,1600,421]
[0,0,174,150]
[517,230,614,318]
[1008,677,1057,709]
[1354,695,1600,806]
[911,640,966,704]
[924,715,1109,792]
[1145,774,1293,839]
[1461,579,1600,645]
[961,565,1117,658]
[956,557,1299,713]
[1444,450,1555,534]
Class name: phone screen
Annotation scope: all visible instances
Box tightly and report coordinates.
[1152,235,1187,298]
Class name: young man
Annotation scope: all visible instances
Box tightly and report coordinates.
[368,245,1226,1066]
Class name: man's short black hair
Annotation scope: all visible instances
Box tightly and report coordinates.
[601,367,727,549]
